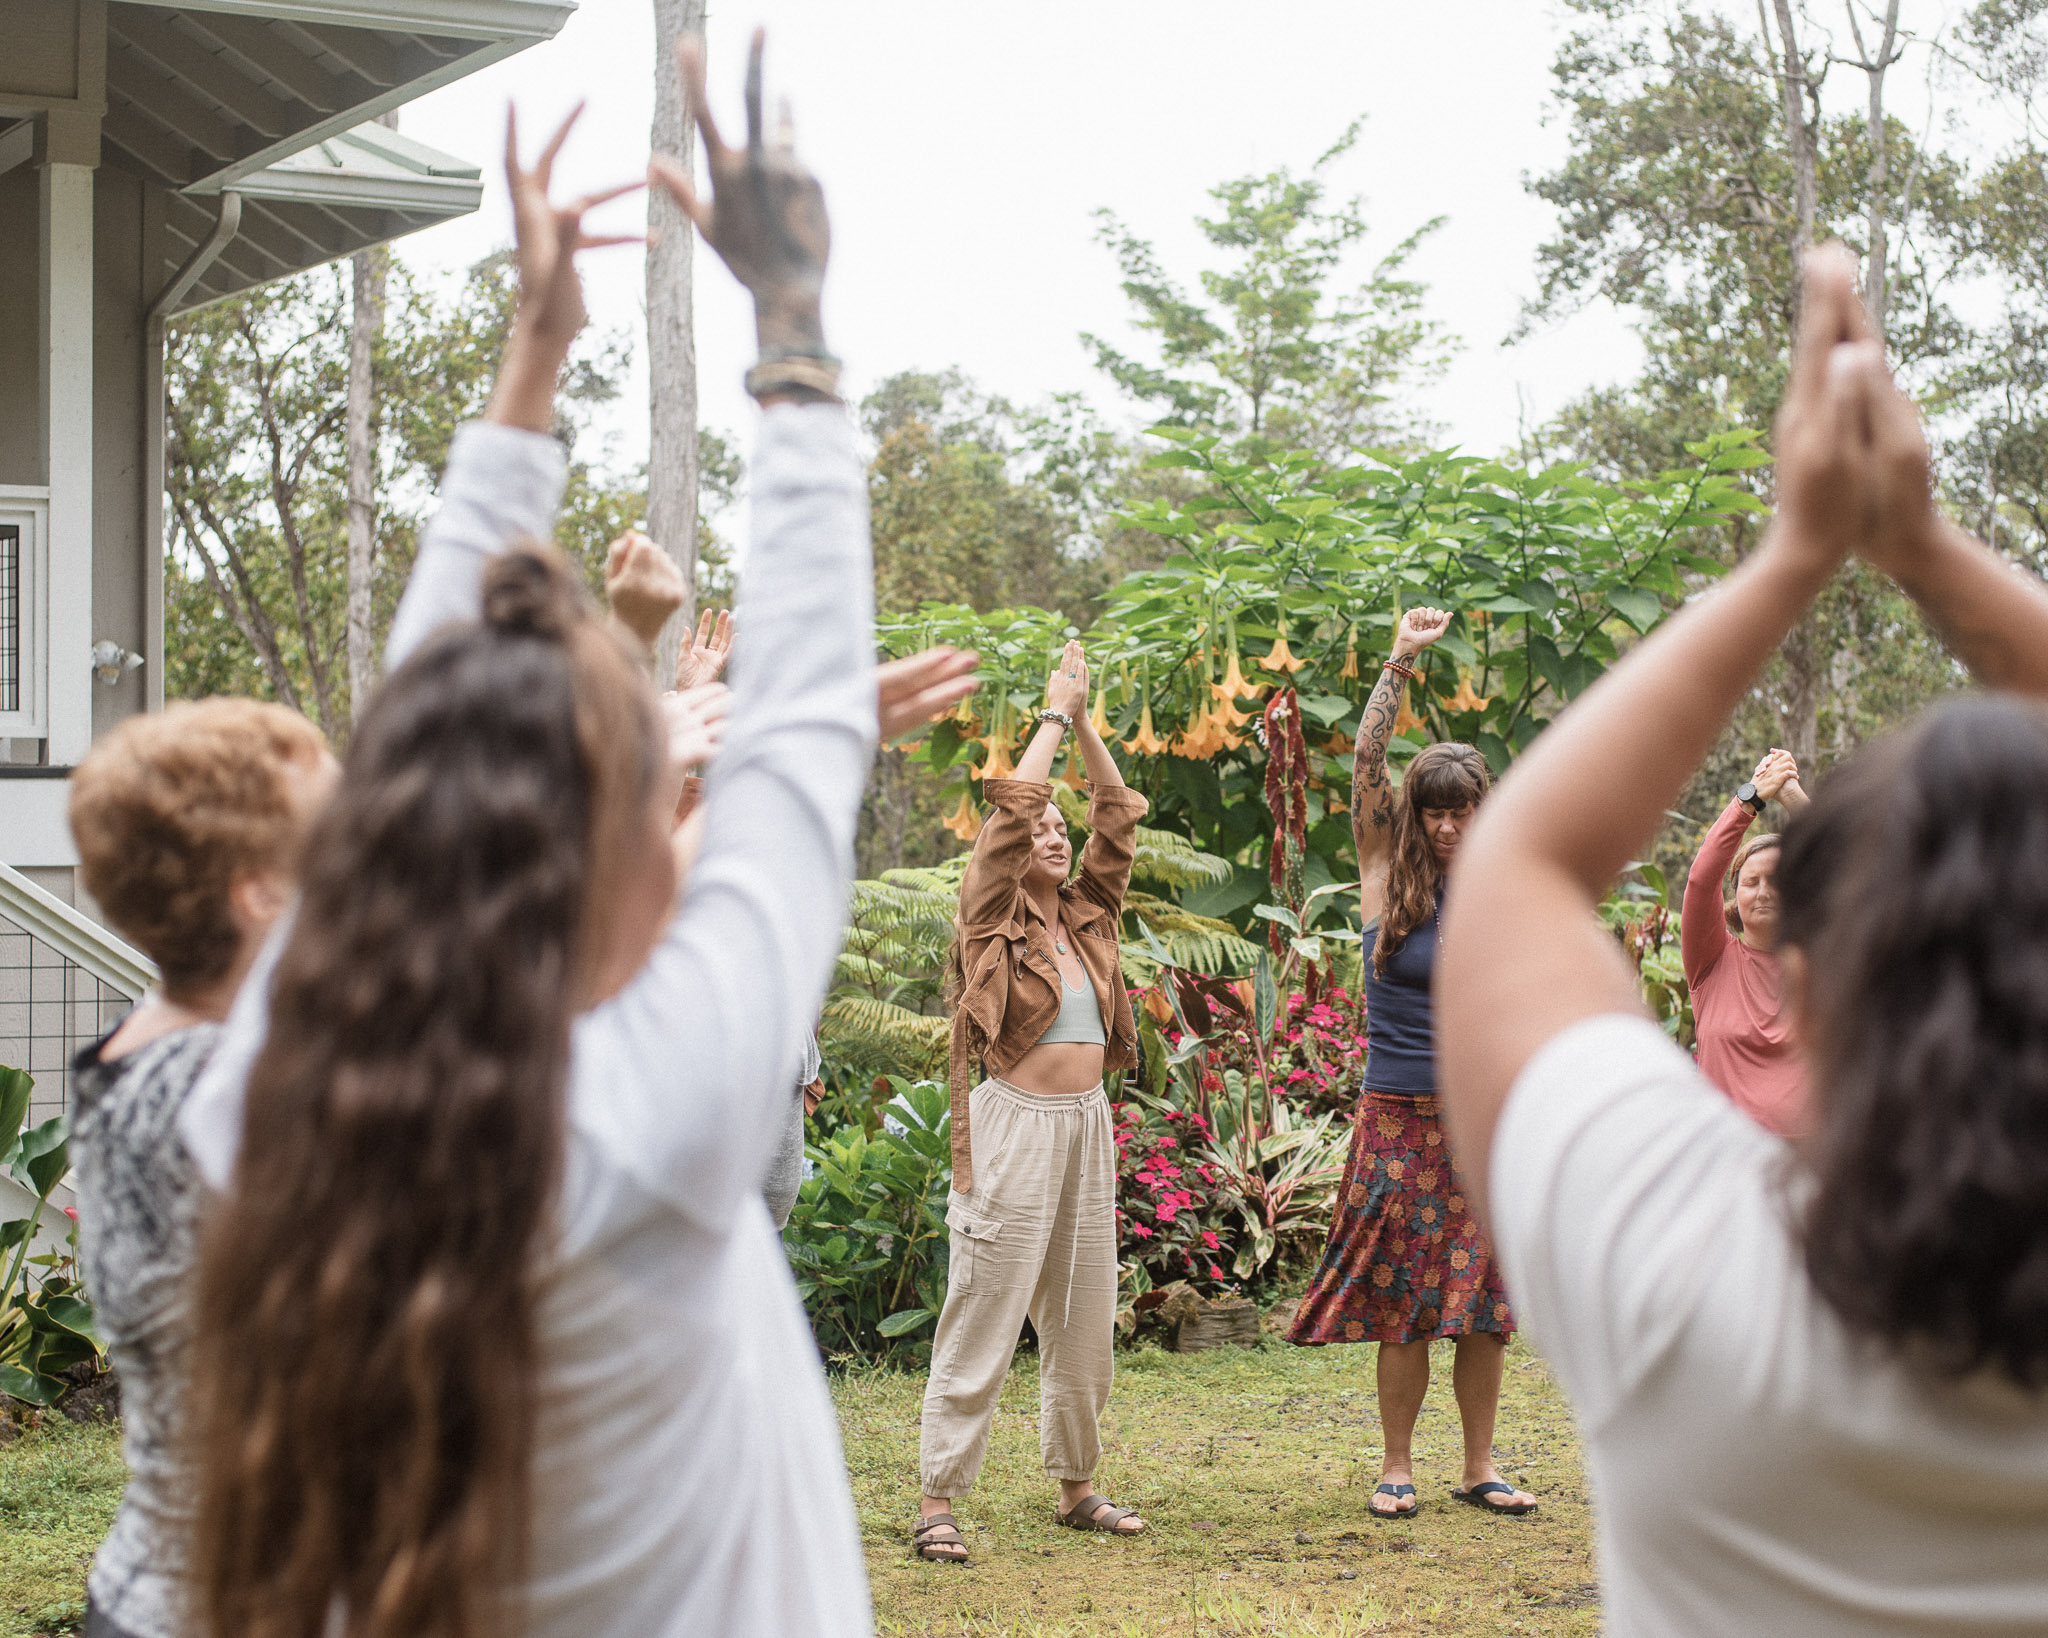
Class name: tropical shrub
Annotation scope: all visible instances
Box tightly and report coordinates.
[1113,1098,1229,1294]
[1,1069,104,1409]
[881,429,1764,887]
[783,1077,953,1364]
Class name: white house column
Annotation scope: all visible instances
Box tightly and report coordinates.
[39,144,93,765]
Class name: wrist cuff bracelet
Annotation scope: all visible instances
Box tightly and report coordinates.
[745,354,843,403]
[1383,657,1417,679]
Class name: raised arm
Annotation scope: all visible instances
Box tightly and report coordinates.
[1876,518,2048,698]
[1437,249,1919,1214]
[1352,607,1451,924]
[386,108,641,669]
[1680,799,1751,986]
[582,33,879,1223]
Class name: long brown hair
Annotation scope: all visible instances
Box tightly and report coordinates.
[1374,742,1490,977]
[187,547,659,1638]
[1777,698,2048,1387]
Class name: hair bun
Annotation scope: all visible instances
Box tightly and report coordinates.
[482,544,585,641]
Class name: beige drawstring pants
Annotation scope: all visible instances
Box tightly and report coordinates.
[919,1077,1118,1497]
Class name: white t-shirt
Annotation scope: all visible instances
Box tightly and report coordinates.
[1492,1014,2048,1637]
[183,406,879,1638]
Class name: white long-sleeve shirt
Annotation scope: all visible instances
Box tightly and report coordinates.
[181,406,879,1638]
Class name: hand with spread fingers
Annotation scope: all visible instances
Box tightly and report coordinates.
[650,31,831,372]
[604,530,687,652]
[877,647,979,742]
[490,102,644,432]
[676,608,735,691]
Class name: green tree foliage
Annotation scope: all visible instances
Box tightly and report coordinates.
[882,431,1760,896]
[165,253,647,736]
[1521,0,1989,791]
[1085,124,1456,464]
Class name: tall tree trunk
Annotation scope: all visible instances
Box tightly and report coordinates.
[346,109,398,727]
[346,246,386,726]
[1763,2,1828,765]
[1766,0,1820,312]
[649,0,707,686]
[1846,0,1904,345]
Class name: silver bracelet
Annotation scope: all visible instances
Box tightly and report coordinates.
[1037,709,1073,731]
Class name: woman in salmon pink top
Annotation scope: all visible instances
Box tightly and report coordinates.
[1681,746,1811,1134]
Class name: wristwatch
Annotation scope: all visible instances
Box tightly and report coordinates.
[1735,781,1765,817]
[1037,709,1074,731]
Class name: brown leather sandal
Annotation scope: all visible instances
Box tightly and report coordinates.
[913,1511,970,1564]
[1056,1493,1144,1534]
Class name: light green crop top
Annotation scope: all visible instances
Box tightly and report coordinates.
[1036,969,1107,1046]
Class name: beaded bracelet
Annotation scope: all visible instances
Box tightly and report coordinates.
[1382,657,1417,680]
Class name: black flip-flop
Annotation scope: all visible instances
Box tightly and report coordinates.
[1368,1482,1419,1521]
[1450,1481,1537,1517]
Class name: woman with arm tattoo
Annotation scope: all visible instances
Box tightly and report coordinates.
[1283,606,1536,1522]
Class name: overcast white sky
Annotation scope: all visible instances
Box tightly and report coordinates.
[389,0,1654,489]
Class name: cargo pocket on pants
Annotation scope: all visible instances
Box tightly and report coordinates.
[945,1196,1004,1293]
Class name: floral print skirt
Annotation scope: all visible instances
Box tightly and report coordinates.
[1286,1090,1514,1346]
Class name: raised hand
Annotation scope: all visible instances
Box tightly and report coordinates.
[1393,606,1453,659]
[604,530,686,648]
[675,607,734,690]
[663,681,731,774]
[1046,640,1088,721]
[504,104,643,347]
[878,647,980,742]
[649,31,829,358]
[1752,748,1800,802]
[1770,246,1934,581]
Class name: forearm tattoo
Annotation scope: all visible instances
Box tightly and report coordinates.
[1351,666,1404,838]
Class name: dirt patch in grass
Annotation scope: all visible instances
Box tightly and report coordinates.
[837,1335,1598,1637]
[0,1417,124,1638]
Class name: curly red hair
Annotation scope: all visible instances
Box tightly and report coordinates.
[68,699,329,994]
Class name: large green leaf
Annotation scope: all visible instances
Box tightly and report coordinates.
[0,1068,31,1155]
[876,1307,934,1338]
[5,1117,68,1200]
[0,1361,61,1407]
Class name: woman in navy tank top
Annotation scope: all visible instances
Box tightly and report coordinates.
[1285,607,1537,1521]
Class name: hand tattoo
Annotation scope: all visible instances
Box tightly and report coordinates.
[1351,666,1404,841]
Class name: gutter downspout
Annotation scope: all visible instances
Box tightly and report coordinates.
[141,191,240,713]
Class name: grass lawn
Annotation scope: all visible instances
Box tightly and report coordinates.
[843,1334,1598,1637]
[0,1336,1596,1638]
[0,1417,123,1638]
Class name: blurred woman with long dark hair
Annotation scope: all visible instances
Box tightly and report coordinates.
[177,41,889,1638]
[1437,248,2048,1634]
[1285,607,1536,1522]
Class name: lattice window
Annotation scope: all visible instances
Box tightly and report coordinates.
[0,914,134,1131]
[0,524,16,715]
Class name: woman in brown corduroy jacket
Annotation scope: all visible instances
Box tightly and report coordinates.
[912,639,1150,1564]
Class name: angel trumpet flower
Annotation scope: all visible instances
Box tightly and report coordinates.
[941,788,983,843]
[980,733,1017,781]
[1445,670,1493,715]
[1089,687,1112,738]
[1258,630,1307,674]
[1123,700,1170,756]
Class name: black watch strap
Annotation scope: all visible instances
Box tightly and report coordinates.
[1735,780,1764,815]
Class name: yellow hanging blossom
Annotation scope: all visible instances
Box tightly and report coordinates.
[1123,700,1169,756]
[981,733,1017,781]
[1213,645,1257,704]
[1089,687,1112,738]
[1340,647,1358,680]
[1258,628,1307,674]
[1061,744,1087,791]
[941,788,983,843]
[1445,670,1493,714]
[1394,697,1428,736]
